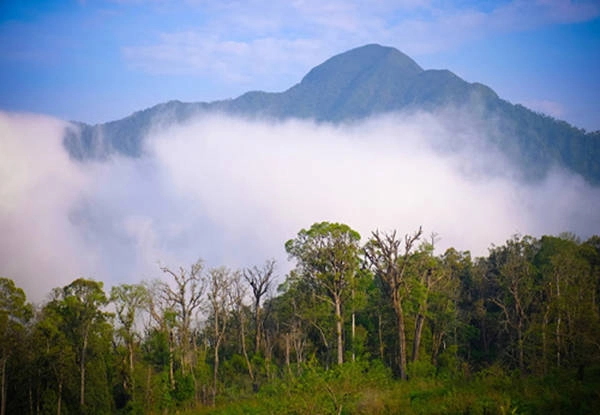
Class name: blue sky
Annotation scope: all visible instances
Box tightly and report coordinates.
[1,0,599,130]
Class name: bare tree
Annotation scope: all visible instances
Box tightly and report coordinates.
[364,227,422,380]
[230,271,254,385]
[243,259,276,356]
[158,260,206,376]
[206,267,234,406]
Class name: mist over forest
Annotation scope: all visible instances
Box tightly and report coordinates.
[2,108,599,302]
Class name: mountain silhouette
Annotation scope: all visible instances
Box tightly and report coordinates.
[64,44,600,184]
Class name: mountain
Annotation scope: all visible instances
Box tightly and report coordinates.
[64,44,600,184]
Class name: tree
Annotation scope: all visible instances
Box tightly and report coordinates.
[206,266,234,406]
[487,235,538,372]
[48,278,111,412]
[0,278,32,415]
[407,236,444,364]
[285,222,361,365]
[230,270,255,386]
[110,283,148,407]
[364,227,422,379]
[34,301,76,415]
[158,261,205,378]
[243,259,276,357]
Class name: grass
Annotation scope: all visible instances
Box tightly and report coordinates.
[186,362,600,415]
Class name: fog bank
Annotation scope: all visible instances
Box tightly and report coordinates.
[1,111,598,301]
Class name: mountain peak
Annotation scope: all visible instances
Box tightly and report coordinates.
[301,44,423,86]
[64,44,600,184]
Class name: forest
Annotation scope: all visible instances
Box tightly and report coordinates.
[1,222,599,414]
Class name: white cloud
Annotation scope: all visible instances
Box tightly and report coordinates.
[0,113,95,300]
[2,110,599,302]
[122,0,599,83]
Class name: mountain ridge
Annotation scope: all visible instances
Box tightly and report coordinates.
[64,44,600,184]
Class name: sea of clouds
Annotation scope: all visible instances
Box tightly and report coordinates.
[1,110,599,302]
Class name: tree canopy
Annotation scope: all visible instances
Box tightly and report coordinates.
[2,225,600,414]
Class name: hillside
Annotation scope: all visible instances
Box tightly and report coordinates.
[64,44,600,184]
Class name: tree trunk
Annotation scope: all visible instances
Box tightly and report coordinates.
[335,296,344,365]
[254,301,261,356]
[56,379,62,415]
[393,293,408,380]
[517,323,524,372]
[430,322,444,368]
[168,329,175,390]
[239,311,255,385]
[542,307,549,375]
[285,334,291,374]
[351,311,356,362]
[213,338,221,407]
[378,313,384,361]
[351,288,356,362]
[128,342,135,401]
[1,356,6,415]
[412,312,425,362]
[80,332,88,408]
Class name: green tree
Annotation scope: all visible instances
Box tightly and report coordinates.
[34,301,77,415]
[50,278,111,413]
[285,222,361,366]
[0,278,32,415]
[110,283,148,409]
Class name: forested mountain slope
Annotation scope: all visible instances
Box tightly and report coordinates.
[64,44,600,184]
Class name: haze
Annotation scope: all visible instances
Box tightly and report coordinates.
[1,110,598,301]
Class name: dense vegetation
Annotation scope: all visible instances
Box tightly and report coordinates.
[2,223,600,414]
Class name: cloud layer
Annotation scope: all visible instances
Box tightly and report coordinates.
[1,110,599,302]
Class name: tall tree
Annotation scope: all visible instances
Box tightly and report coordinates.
[487,235,538,372]
[243,259,275,356]
[110,283,148,405]
[364,227,422,379]
[285,222,361,365]
[0,278,32,415]
[158,261,205,377]
[206,267,234,406]
[49,278,110,412]
[34,302,76,415]
[407,236,443,363]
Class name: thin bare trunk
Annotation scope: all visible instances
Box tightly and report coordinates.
[378,313,384,360]
[254,304,261,356]
[168,330,175,390]
[397,301,408,380]
[80,333,87,408]
[541,305,550,375]
[213,338,221,407]
[412,312,425,362]
[335,296,344,365]
[285,333,291,373]
[517,323,524,371]
[29,381,32,415]
[1,356,6,415]
[56,379,62,415]
[351,311,356,362]
[240,312,254,383]
[128,342,135,401]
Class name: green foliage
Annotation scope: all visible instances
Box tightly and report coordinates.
[4,230,600,414]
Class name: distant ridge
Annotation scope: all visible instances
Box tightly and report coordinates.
[64,44,600,184]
